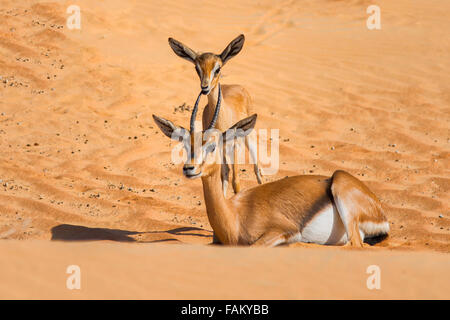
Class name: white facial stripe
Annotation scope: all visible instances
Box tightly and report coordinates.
[212,62,220,74]
[183,140,190,154]
[209,62,220,84]
[196,62,203,78]
[202,142,214,158]
[213,62,220,75]
[205,143,218,165]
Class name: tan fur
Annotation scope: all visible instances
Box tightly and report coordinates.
[168,35,262,195]
[152,114,389,247]
[204,167,388,247]
[330,170,388,247]
[202,84,252,132]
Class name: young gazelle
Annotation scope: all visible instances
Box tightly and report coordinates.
[168,34,263,196]
[152,113,389,247]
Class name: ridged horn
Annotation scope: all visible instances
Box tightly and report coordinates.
[189,91,203,133]
[206,83,222,131]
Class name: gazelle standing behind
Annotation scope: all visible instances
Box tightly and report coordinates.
[168,34,263,196]
[153,113,389,247]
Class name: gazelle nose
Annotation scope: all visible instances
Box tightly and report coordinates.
[183,165,195,172]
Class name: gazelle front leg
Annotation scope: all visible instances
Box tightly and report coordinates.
[245,135,263,184]
[212,233,222,245]
[221,161,230,197]
[251,230,287,247]
[231,143,241,193]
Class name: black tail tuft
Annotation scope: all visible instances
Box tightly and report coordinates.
[364,233,389,246]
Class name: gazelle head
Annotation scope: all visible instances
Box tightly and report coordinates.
[168,34,245,95]
[153,105,257,179]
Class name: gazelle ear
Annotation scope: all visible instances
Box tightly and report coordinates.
[152,115,187,141]
[168,38,198,64]
[223,114,257,141]
[220,34,245,65]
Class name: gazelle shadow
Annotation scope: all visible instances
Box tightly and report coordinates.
[51,224,212,243]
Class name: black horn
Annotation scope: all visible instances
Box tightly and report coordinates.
[206,84,222,131]
[190,91,203,133]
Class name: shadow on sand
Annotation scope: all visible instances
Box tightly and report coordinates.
[51,224,212,243]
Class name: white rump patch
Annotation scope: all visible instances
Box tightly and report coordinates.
[301,205,347,245]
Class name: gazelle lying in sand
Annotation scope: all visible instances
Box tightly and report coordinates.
[168,34,263,195]
[153,111,389,247]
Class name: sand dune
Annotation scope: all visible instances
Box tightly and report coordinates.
[0,0,449,298]
[1,240,449,299]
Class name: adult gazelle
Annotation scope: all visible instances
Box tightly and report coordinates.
[153,111,389,247]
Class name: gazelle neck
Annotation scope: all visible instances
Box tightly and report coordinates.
[200,165,239,245]
[207,83,220,109]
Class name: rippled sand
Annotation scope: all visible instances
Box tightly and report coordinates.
[0,0,448,299]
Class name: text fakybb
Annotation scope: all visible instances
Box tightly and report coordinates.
[181,304,269,317]
[225,305,269,315]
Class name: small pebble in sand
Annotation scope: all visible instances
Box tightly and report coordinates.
[439,214,444,218]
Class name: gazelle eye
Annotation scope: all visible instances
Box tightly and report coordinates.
[215,67,221,75]
[205,143,216,154]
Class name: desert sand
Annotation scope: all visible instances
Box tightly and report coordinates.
[0,0,448,299]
